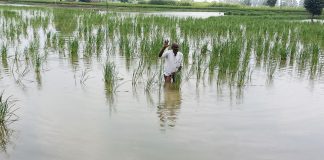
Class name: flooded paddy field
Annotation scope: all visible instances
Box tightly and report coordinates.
[0,6,324,160]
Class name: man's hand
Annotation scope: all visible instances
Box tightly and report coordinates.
[163,40,169,48]
[159,39,169,57]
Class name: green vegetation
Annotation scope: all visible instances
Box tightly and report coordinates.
[0,92,17,152]
[0,92,17,124]
[104,62,117,93]
[0,5,323,102]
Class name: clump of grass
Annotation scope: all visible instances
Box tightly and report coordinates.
[172,71,182,89]
[1,45,7,59]
[0,92,18,152]
[1,45,8,70]
[132,58,145,86]
[70,38,79,61]
[34,54,42,73]
[104,62,117,93]
[0,92,18,124]
[96,28,105,56]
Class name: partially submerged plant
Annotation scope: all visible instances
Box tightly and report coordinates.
[0,92,18,125]
[104,62,117,93]
[70,38,79,62]
[173,71,182,89]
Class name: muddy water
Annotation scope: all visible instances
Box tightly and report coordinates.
[1,7,324,160]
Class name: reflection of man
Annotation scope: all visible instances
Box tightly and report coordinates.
[158,40,183,83]
[157,83,182,128]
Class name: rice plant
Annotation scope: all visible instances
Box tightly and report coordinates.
[1,45,8,71]
[103,62,117,93]
[172,71,182,89]
[34,53,42,73]
[0,92,18,124]
[69,38,79,62]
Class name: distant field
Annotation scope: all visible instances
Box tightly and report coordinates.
[1,0,323,19]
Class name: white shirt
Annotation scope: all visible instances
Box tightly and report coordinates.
[161,50,183,76]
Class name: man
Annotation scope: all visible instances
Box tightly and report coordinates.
[158,40,183,83]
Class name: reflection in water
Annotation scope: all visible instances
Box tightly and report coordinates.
[105,83,116,116]
[0,124,13,153]
[157,83,182,128]
[35,71,42,90]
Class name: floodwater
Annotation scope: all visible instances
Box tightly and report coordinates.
[98,11,224,18]
[0,3,31,7]
[1,7,324,160]
[142,11,224,18]
[300,19,324,24]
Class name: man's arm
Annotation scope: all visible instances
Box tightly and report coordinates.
[159,40,169,57]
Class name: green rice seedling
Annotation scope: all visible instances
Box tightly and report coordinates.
[208,40,221,82]
[58,36,65,55]
[51,33,57,49]
[0,92,18,124]
[181,37,189,65]
[132,58,145,87]
[69,38,79,63]
[237,47,251,88]
[310,43,320,79]
[84,35,94,59]
[1,45,9,71]
[1,45,7,60]
[104,62,117,93]
[23,48,29,63]
[267,60,277,83]
[255,36,264,65]
[246,37,253,56]
[28,38,40,60]
[297,47,310,76]
[45,32,51,48]
[289,40,297,66]
[34,54,42,73]
[263,37,270,62]
[96,27,105,56]
[172,71,182,89]
[279,40,289,63]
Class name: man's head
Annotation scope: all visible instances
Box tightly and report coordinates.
[171,43,179,54]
